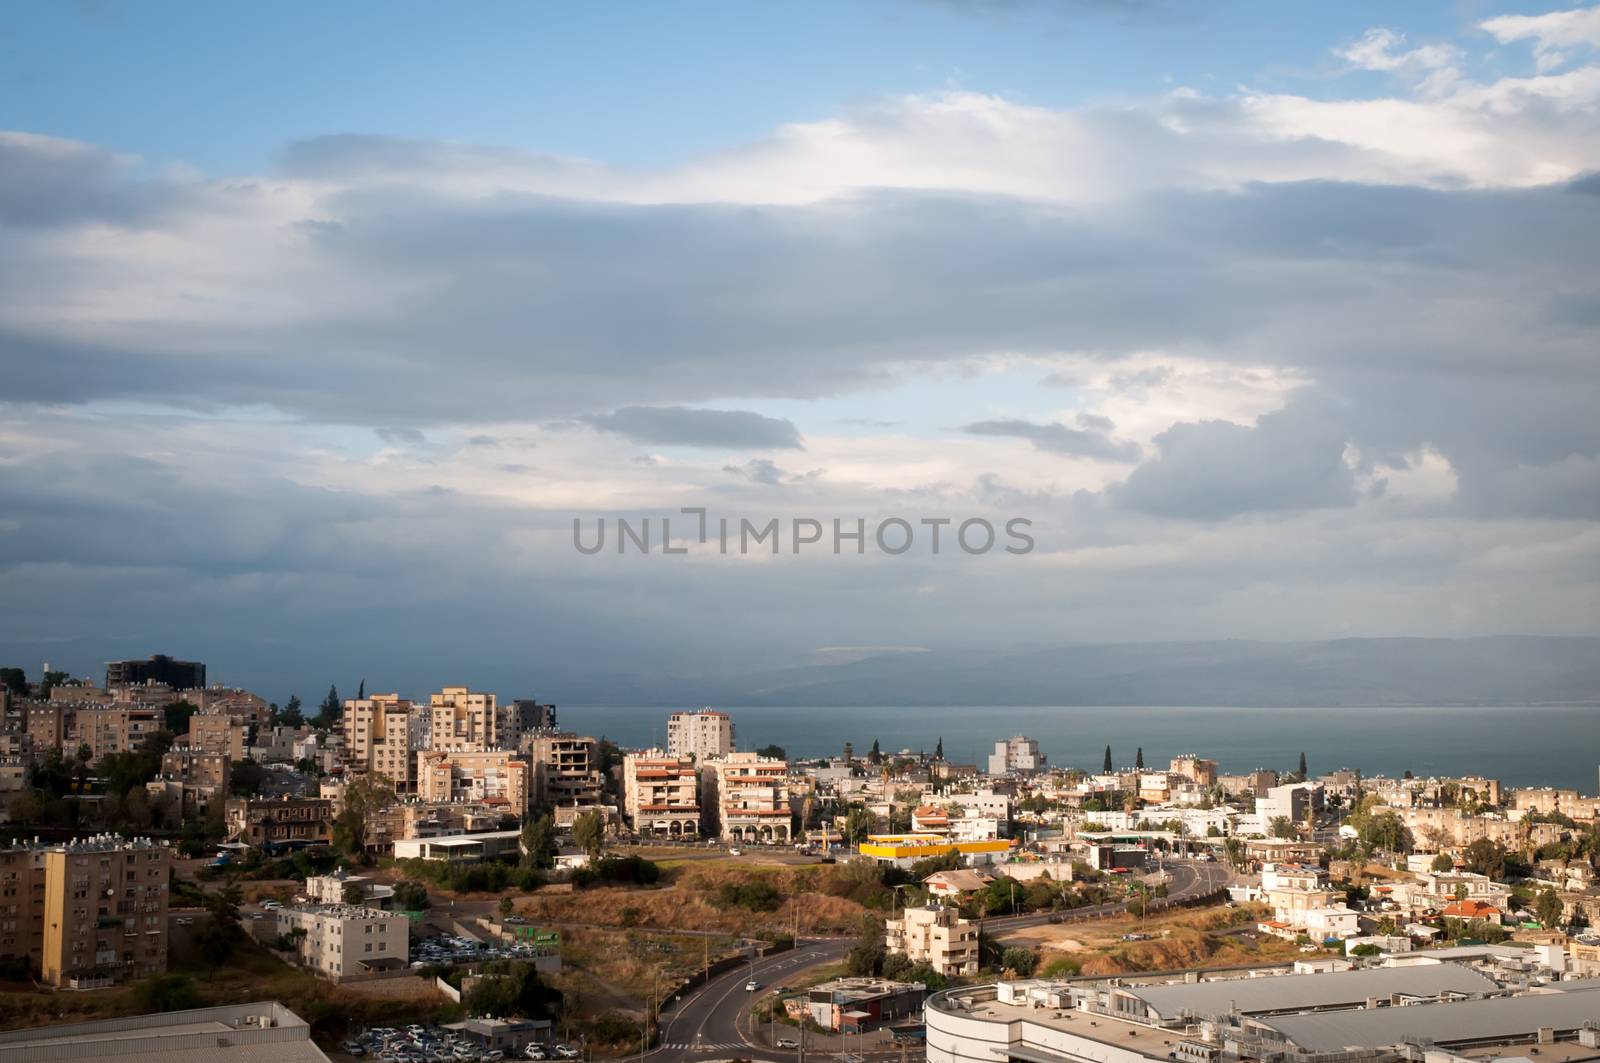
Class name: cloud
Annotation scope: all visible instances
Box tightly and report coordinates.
[1111,401,1358,519]
[583,406,804,449]
[963,417,1143,462]
[1482,6,1600,72]
[376,427,426,446]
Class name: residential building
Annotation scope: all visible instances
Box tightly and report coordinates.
[270,904,408,982]
[104,655,205,691]
[885,903,980,976]
[0,1002,331,1063]
[987,735,1047,776]
[415,749,531,816]
[188,712,251,760]
[179,685,271,726]
[428,686,500,751]
[151,747,230,814]
[706,751,792,844]
[623,752,700,838]
[523,732,605,808]
[499,699,558,746]
[40,835,169,989]
[23,702,66,752]
[666,709,735,763]
[305,871,394,908]
[224,797,335,847]
[70,705,162,762]
[1170,755,1219,786]
[0,845,44,976]
[342,693,417,788]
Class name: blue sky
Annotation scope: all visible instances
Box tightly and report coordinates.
[2,1,1558,172]
[2,1,1599,699]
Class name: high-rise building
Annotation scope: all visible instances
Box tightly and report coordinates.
[987,735,1047,776]
[104,655,206,691]
[415,750,531,816]
[705,751,792,844]
[342,693,416,788]
[623,752,700,839]
[428,686,499,752]
[499,700,558,747]
[523,732,604,808]
[666,709,734,763]
[40,835,169,989]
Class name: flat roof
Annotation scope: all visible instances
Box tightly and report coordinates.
[1258,991,1600,1053]
[1122,963,1498,1020]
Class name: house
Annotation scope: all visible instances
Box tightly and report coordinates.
[807,977,927,1032]
[923,868,993,899]
[1440,899,1503,924]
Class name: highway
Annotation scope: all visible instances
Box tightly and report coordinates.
[646,857,1232,1063]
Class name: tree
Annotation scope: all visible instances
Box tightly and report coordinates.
[132,973,200,1013]
[1536,887,1565,929]
[868,739,882,765]
[463,960,562,1020]
[1135,747,1144,770]
[755,743,786,760]
[1357,811,1412,854]
[333,774,394,858]
[1001,946,1038,977]
[1463,838,1509,879]
[521,812,557,869]
[0,668,25,698]
[342,879,367,905]
[935,736,944,760]
[357,678,365,700]
[1430,853,1455,872]
[843,807,875,844]
[276,695,304,727]
[393,880,430,912]
[573,811,606,858]
[162,700,196,735]
[1298,751,1308,779]
[198,884,243,964]
[1269,816,1297,839]
[499,895,516,919]
[1103,746,1113,773]
[314,684,340,729]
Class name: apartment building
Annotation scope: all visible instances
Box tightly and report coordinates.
[429,686,500,751]
[188,712,252,760]
[23,703,66,752]
[415,750,531,816]
[151,747,230,814]
[884,903,980,977]
[179,685,271,725]
[987,735,1047,776]
[523,732,605,808]
[623,752,700,838]
[1170,755,1219,786]
[0,845,45,976]
[40,835,169,989]
[272,904,408,982]
[499,699,558,747]
[225,797,335,847]
[342,693,417,789]
[105,654,205,690]
[71,705,162,762]
[666,710,734,763]
[706,751,792,844]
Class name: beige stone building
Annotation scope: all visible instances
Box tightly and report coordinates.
[666,710,734,763]
[624,752,700,838]
[40,835,169,989]
[70,706,162,762]
[188,712,251,760]
[342,693,417,788]
[416,749,531,816]
[523,732,605,808]
[429,686,500,751]
[706,752,792,844]
[884,904,979,976]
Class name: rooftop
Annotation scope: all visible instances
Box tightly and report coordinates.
[1116,963,1499,1020]
[1257,991,1600,1053]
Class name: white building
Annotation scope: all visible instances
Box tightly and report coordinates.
[987,736,1047,776]
[884,904,980,977]
[666,710,734,763]
[272,904,408,982]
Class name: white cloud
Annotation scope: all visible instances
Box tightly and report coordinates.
[1482,5,1600,72]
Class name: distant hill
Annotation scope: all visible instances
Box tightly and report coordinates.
[554,636,1600,707]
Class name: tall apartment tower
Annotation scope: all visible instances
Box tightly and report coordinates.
[40,835,169,989]
[342,693,416,789]
[104,655,206,691]
[666,709,734,763]
[428,686,499,752]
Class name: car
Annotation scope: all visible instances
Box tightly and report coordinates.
[745,980,761,991]
[523,1048,546,1060]
[552,1046,580,1059]
[777,1038,799,1049]
[174,915,194,925]
[343,1044,366,1057]
[728,848,742,856]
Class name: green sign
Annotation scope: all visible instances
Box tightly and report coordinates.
[513,926,561,947]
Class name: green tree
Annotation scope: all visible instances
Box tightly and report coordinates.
[1000,946,1038,976]
[314,684,340,730]
[935,737,943,760]
[868,739,882,765]
[132,973,200,1013]
[276,695,304,727]
[332,774,394,858]
[521,812,557,869]
[843,807,875,844]
[755,743,786,760]
[1135,747,1144,770]
[198,884,243,964]
[1536,887,1566,928]
[1298,751,1308,779]
[572,811,606,858]
[499,895,516,919]
[393,880,430,912]
[1357,811,1412,854]
[1463,838,1509,879]
[1269,816,1297,839]
[162,700,196,735]
[463,960,562,1019]
[1430,853,1455,872]
[342,879,367,905]
[1103,746,1113,773]
[0,668,26,698]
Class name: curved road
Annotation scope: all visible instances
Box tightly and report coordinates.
[647,858,1231,1062]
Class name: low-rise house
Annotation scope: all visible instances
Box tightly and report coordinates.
[1440,899,1503,924]
[391,829,522,863]
[269,904,408,982]
[885,904,980,976]
[807,977,927,1032]
[923,868,993,899]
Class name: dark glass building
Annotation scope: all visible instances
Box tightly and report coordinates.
[104,654,207,690]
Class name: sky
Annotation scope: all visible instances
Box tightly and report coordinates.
[2,0,1599,703]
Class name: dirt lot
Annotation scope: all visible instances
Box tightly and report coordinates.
[996,902,1308,976]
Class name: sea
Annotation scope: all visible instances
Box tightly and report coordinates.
[557,704,1600,792]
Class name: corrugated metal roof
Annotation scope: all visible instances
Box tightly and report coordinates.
[1123,963,1498,1019]
[1259,991,1600,1053]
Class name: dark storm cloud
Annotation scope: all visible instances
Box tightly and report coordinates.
[963,417,1142,462]
[582,406,804,450]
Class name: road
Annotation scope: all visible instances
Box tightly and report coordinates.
[645,858,1232,1063]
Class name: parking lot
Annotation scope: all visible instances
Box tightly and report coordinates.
[410,933,554,969]
[345,1022,581,1061]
